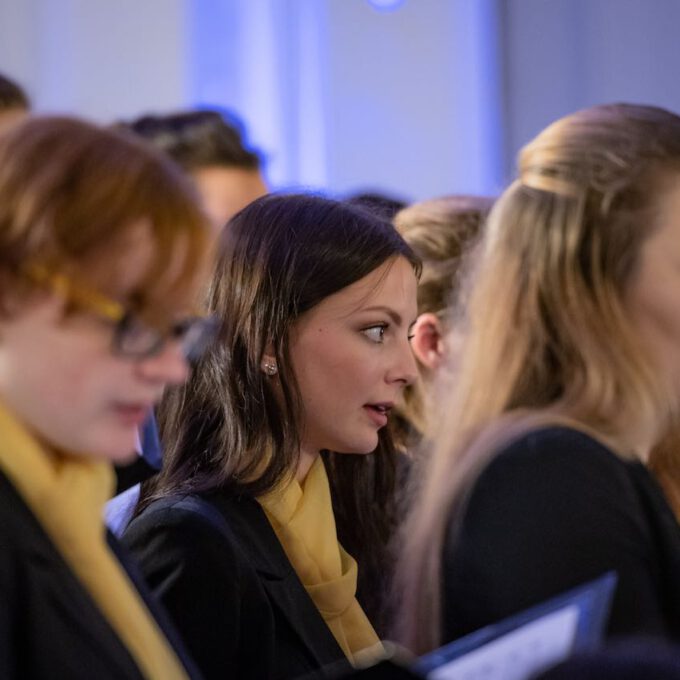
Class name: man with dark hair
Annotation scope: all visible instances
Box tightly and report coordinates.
[118,108,268,228]
[109,108,269,521]
[0,72,30,130]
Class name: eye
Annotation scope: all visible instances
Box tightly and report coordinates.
[362,323,388,343]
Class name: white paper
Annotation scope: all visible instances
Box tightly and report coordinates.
[428,604,579,680]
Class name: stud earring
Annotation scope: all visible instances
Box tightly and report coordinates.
[263,361,278,376]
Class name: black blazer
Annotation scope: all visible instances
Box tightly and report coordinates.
[0,471,202,679]
[442,426,680,644]
[122,492,350,680]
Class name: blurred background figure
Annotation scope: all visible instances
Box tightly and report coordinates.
[345,191,409,221]
[108,107,269,530]
[0,72,30,131]
[391,195,493,453]
[0,115,213,679]
[396,103,680,654]
[118,109,268,230]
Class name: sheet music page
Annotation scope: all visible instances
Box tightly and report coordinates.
[428,605,579,680]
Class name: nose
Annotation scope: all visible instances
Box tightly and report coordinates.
[387,336,419,387]
[134,339,191,387]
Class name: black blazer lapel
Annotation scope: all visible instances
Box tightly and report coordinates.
[207,494,349,671]
[261,570,350,670]
[2,473,144,680]
[25,545,144,679]
[108,533,204,679]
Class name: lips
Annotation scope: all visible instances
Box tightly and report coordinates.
[113,403,152,426]
[364,402,393,428]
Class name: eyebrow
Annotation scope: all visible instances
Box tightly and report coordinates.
[360,305,417,329]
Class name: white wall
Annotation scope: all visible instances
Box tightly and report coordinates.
[3,0,680,201]
[502,0,680,178]
[182,0,504,199]
[0,0,504,200]
[322,0,504,200]
[0,0,188,120]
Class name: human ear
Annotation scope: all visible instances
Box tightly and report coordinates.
[410,312,446,371]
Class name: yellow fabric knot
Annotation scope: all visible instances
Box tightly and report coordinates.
[259,456,382,664]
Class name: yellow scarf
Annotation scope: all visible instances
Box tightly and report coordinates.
[0,402,188,680]
[258,457,382,664]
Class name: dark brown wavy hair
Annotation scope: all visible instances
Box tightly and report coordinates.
[138,193,420,629]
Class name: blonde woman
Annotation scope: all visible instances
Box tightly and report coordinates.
[396,104,680,653]
[391,195,493,452]
[0,116,214,678]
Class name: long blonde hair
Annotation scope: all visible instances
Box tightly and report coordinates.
[395,103,680,653]
[392,195,493,447]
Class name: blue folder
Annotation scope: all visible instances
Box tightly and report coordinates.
[416,572,617,679]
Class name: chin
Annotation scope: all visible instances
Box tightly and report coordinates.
[85,432,140,464]
[320,424,381,455]
[336,437,380,455]
[107,446,140,464]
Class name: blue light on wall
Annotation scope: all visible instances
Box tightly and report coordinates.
[185,0,504,198]
[367,0,406,12]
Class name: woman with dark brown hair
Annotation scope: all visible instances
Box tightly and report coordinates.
[0,116,215,678]
[123,194,420,679]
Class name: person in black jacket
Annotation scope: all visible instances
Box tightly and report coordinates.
[395,103,680,654]
[123,194,421,679]
[0,116,214,679]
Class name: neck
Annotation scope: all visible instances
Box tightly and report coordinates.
[296,448,319,484]
[615,420,660,464]
[548,406,657,463]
